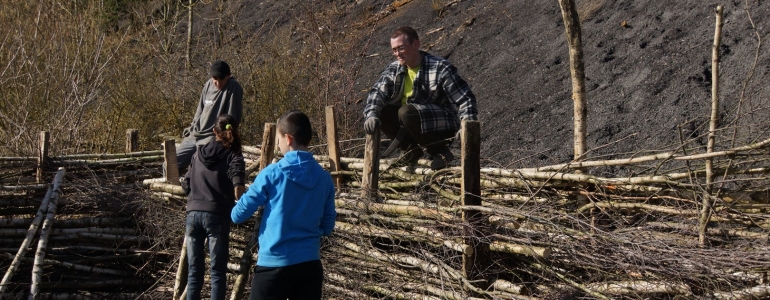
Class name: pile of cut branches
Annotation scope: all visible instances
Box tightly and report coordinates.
[313,136,770,299]
[139,137,770,299]
[0,152,179,299]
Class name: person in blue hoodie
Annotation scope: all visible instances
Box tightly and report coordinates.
[231,110,336,300]
[181,114,246,300]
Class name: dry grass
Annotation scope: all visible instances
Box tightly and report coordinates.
[0,0,374,158]
[577,0,606,22]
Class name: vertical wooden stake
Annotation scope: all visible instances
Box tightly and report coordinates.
[173,236,189,300]
[126,129,138,153]
[259,123,277,170]
[558,0,587,162]
[558,0,590,212]
[231,123,276,300]
[325,106,343,190]
[164,140,180,185]
[700,5,723,247]
[361,125,380,199]
[36,131,49,183]
[186,0,193,70]
[230,209,262,300]
[461,120,487,288]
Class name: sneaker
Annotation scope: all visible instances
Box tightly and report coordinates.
[430,148,454,170]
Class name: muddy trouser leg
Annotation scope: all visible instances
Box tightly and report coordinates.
[397,104,455,156]
[175,137,198,173]
[382,105,426,166]
[380,105,418,150]
[162,137,197,178]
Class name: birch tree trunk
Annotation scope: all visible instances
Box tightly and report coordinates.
[230,123,276,300]
[0,168,65,299]
[30,169,65,299]
[186,0,193,70]
[173,237,188,300]
[557,0,587,161]
[700,5,723,247]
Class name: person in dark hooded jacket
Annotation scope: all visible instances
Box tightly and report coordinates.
[231,110,336,300]
[181,114,246,300]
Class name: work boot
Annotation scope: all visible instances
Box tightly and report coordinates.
[430,148,454,170]
[390,146,423,171]
[403,146,423,166]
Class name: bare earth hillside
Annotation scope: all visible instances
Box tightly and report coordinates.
[200,0,770,169]
[354,0,770,169]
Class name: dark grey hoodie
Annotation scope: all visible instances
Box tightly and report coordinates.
[182,139,245,216]
[186,78,243,140]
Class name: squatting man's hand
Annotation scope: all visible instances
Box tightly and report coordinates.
[454,117,471,143]
[364,117,380,135]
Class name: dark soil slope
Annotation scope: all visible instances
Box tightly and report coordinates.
[349,0,770,169]
[218,0,770,169]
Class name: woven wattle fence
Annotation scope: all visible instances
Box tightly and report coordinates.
[154,106,770,300]
[2,106,770,299]
[0,132,173,299]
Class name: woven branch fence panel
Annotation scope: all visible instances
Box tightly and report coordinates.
[2,127,770,299]
[159,136,770,300]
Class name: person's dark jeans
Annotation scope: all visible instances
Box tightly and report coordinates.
[186,211,231,300]
[249,260,323,300]
[380,104,455,156]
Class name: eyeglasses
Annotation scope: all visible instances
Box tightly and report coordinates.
[392,43,411,54]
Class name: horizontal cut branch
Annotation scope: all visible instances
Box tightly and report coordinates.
[0,252,131,275]
[51,150,164,160]
[586,280,692,296]
[713,284,770,300]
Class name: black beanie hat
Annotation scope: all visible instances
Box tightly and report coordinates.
[210,60,231,78]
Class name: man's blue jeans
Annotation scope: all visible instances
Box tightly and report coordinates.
[186,211,230,300]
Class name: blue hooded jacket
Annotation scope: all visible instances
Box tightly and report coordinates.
[231,150,336,267]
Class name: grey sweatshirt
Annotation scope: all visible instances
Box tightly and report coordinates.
[187,77,243,139]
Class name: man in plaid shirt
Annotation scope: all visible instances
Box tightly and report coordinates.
[363,26,478,170]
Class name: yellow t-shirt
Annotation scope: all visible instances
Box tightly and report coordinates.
[402,65,420,105]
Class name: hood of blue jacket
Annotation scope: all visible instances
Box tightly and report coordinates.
[277,150,321,189]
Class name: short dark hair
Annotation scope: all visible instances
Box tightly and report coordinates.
[209,60,231,78]
[391,26,419,44]
[277,110,312,147]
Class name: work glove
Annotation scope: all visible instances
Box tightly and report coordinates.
[180,176,190,195]
[453,117,469,144]
[364,117,380,135]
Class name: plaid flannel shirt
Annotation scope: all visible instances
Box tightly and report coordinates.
[364,51,478,134]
